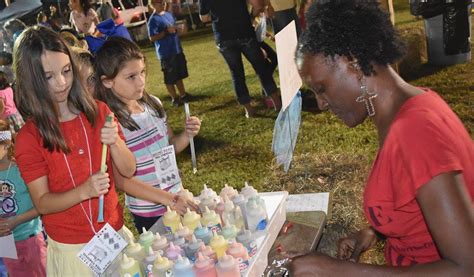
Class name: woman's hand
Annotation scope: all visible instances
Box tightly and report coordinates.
[337,227,379,262]
[82,172,110,199]
[185,116,200,138]
[100,114,119,146]
[289,253,341,276]
[170,195,200,215]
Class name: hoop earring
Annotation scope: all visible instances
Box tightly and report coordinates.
[356,77,377,117]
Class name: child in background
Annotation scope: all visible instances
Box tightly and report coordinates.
[0,71,24,134]
[0,120,46,276]
[71,47,95,94]
[37,11,51,28]
[13,26,136,275]
[94,37,200,232]
[148,0,191,107]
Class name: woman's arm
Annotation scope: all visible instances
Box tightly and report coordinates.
[26,173,110,215]
[290,172,474,276]
[168,116,201,154]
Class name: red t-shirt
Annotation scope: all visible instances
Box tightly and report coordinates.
[364,89,473,266]
[15,101,125,244]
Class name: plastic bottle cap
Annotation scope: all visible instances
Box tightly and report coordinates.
[121,254,135,269]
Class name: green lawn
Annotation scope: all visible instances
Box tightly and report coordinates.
[123,0,473,264]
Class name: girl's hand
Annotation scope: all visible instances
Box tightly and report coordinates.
[185,116,200,138]
[0,218,13,236]
[83,172,110,199]
[170,195,200,215]
[337,227,379,262]
[101,114,119,146]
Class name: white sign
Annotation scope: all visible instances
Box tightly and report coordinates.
[0,234,17,259]
[275,21,303,111]
[77,223,128,276]
[154,145,182,193]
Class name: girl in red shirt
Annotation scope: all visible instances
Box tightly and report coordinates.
[13,26,136,275]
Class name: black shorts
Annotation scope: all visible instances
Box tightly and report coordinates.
[160,52,189,85]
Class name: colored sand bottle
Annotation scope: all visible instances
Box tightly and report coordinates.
[173,255,195,277]
[201,206,222,233]
[194,222,212,245]
[219,184,238,200]
[216,255,240,277]
[142,248,157,277]
[245,196,268,232]
[173,233,187,249]
[185,234,204,262]
[198,184,218,211]
[126,240,146,263]
[165,242,185,262]
[182,208,201,232]
[220,220,238,242]
[226,241,249,272]
[231,194,248,228]
[196,244,217,263]
[231,207,245,230]
[221,196,235,226]
[152,233,169,254]
[177,223,193,241]
[178,188,194,200]
[163,206,181,233]
[194,253,217,277]
[139,227,155,253]
[120,254,143,277]
[209,230,228,258]
[240,181,258,199]
[152,252,173,277]
[236,229,257,258]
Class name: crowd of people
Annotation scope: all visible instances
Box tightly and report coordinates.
[0,0,472,276]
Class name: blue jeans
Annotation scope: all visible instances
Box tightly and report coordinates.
[217,37,278,105]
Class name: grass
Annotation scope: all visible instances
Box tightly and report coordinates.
[123,0,473,265]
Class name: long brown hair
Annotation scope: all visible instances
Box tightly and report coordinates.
[94,37,165,131]
[13,26,98,153]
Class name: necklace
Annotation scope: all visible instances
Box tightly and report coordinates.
[62,115,97,234]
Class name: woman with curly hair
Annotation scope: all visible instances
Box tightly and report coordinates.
[291,1,473,276]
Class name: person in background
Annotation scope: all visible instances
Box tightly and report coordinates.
[0,120,46,277]
[267,0,301,36]
[0,52,14,85]
[37,11,52,28]
[71,47,95,95]
[148,0,192,107]
[94,37,200,232]
[199,0,282,118]
[69,0,100,35]
[0,71,24,134]
[59,28,89,50]
[49,4,65,31]
[13,26,136,275]
[291,1,473,275]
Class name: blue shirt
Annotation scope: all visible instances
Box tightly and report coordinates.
[148,12,182,59]
[0,163,42,241]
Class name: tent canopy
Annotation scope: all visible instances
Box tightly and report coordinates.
[0,0,42,25]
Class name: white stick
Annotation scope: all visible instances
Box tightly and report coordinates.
[184,103,197,174]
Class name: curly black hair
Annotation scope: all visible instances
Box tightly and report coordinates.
[298,0,406,76]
